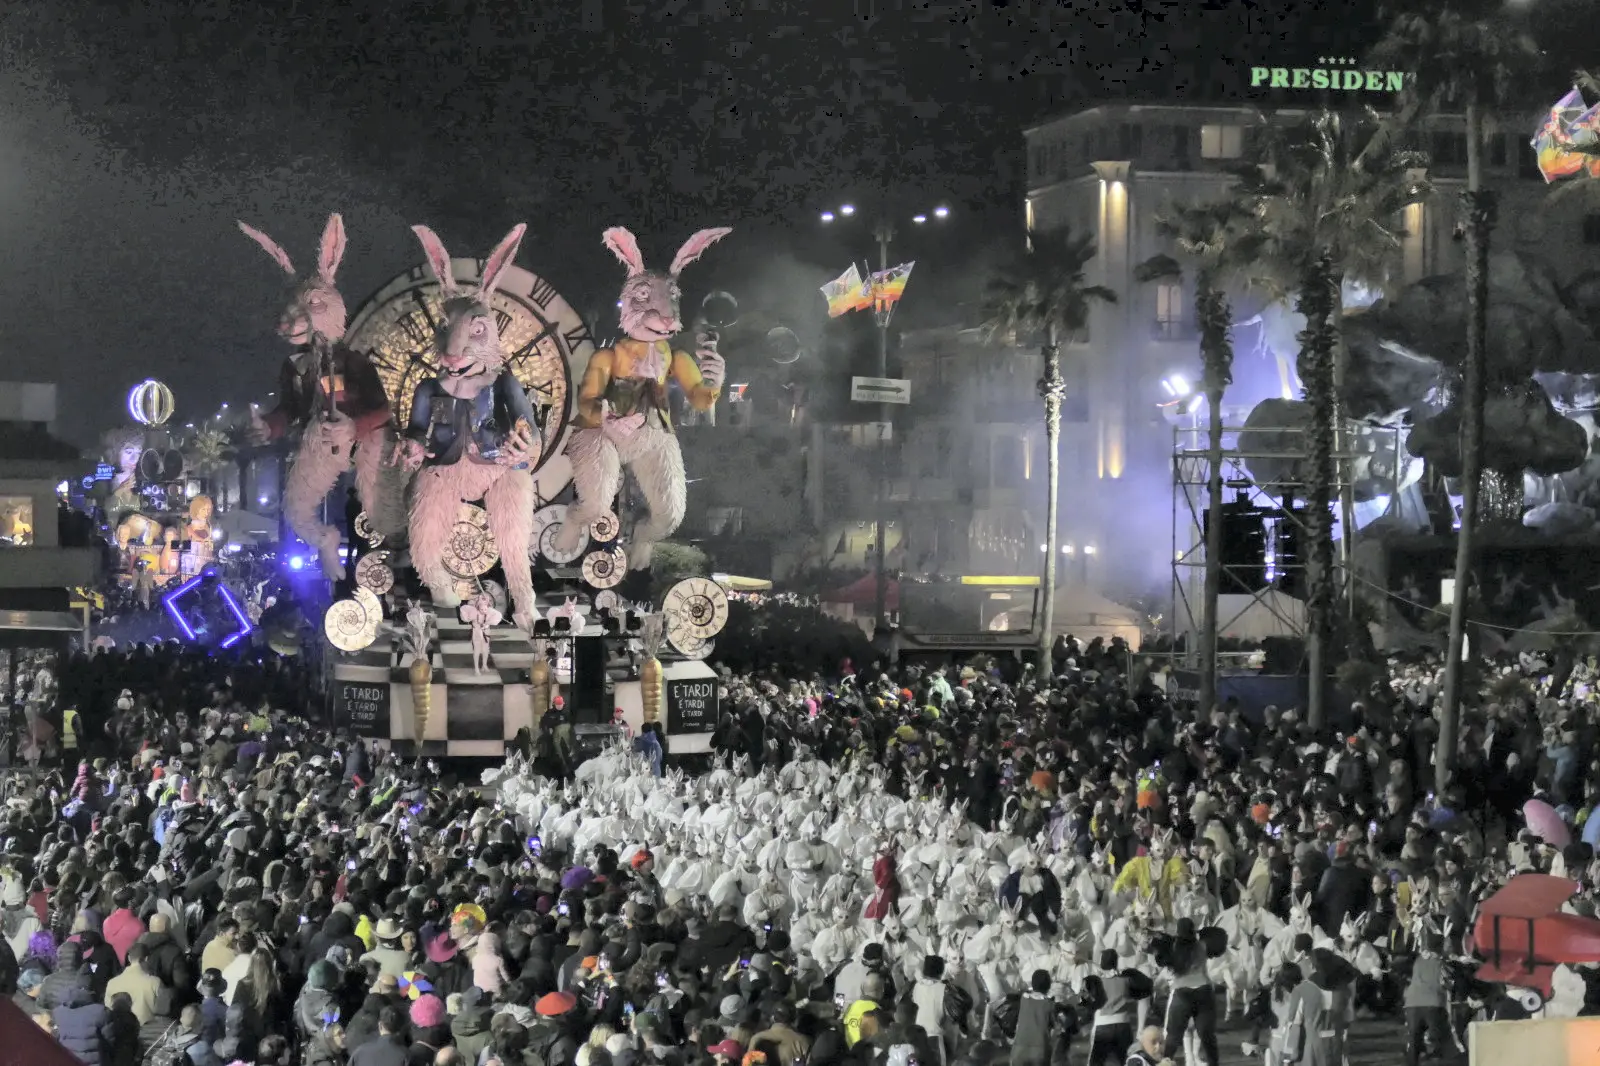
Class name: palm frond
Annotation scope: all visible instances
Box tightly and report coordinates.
[980,226,1116,347]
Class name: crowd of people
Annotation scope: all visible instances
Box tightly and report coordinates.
[0,625,1590,1066]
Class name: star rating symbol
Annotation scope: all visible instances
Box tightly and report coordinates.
[1317,57,1356,66]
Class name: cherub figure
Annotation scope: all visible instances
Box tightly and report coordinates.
[460,590,502,676]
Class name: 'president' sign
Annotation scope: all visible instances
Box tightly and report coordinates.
[1249,59,1409,94]
[666,678,720,735]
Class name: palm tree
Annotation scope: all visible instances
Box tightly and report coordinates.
[1234,111,1427,727]
[183,427,232,505]
[982,227,1117,658]
[1136,200,1266,717]
[1371,5,1539,792]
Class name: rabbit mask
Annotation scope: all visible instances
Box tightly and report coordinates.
[411,224,528,381]
[237,213,348,346]
[602,226,732,344]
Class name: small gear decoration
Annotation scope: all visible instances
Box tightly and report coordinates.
[538,520,588,565]
[581,546,627,589]
[593,589,622,613]
[355,550,395,595]
[442,503,499,579]
[324,591,381,652]
[589,510,621,543]
[662,577,729,654]
[353,511,383,547]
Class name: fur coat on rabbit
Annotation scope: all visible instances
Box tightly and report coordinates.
[396,223,543,628]
[554,226,730,571]
[238,213,403,568]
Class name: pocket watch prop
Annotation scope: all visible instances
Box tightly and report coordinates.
[238,213,399,576]
[324,586,384,652]
[387,224,551,630]
[554,225,732,571]
[661,576,729,657]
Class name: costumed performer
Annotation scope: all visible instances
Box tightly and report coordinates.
[552,226,730,569]
[393,224,542,629]
[240,213,397,577]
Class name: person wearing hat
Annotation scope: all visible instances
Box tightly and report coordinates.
[708,1038,746,1064]
[449,986,495,1064]
[529,991,580,1066]
[360,918,411,980]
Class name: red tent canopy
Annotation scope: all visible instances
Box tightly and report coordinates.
[0,996,88,1066]
[823,574,899,611]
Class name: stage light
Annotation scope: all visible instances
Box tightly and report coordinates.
[1062,544,1074,554]
[289,556,305,571]
[820,211,835,223]
[839,204,856,216]
[933,206,950,219]
[258,496,269,506]
[1168,374,1190,396]
[912,215,927,224]
[1084,545,1097,555]
[1187,395,1204,414]
[217,584,254,648]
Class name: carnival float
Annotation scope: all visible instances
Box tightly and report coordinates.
[199,216,740,753]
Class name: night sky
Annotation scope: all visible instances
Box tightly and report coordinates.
[0,0,1583,445]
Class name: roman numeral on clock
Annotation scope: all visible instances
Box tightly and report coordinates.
[494,309,513,335]
[563,323,594,351]
[398,311,430,347]
[528,276,559,308]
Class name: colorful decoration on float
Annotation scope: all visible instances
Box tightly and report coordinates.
[127,379,175,426]
[1532,87,1600,183]
[324,587,383,652]
[661,577,729,654]
[557,225,731,572]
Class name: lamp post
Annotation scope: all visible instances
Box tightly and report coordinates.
[821,202,949,632]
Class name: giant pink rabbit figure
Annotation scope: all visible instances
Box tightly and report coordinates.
[553,226,731,569]
[393,224,544,629]
[240,213,397,576]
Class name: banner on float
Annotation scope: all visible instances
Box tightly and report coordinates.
[334,679,391,738]
[666,677,720,734]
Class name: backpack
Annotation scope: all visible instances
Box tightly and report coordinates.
[142,1022,193,1066]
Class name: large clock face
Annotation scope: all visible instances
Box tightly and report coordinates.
[344,258,595,486]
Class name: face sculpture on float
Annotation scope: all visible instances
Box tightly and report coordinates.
[553,225,731,570]
[238,213,398,576]
[394,223,543,629]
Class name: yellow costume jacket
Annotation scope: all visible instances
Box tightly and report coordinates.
[575,338,719,430]
[1112,855,1189,915]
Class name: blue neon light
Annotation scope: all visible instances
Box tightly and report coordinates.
[162,574,254,648]
[162,576,205,641]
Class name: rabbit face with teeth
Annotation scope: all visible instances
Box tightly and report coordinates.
[437,294,503,381]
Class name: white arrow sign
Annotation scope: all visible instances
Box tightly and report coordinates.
[851,376,912,404]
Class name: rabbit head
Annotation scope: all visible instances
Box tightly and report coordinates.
[238,213,348,346]
[410,223,528,380]
[602,226,732,343]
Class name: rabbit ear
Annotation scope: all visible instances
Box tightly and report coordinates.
[411,225,458,295]
[602,227,647,276]
[317,213,347,284]
[669,227,732,277]
[238,221,296,276]
[479,223,527,298]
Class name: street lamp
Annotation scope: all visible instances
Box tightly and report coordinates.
[820,200,952,632]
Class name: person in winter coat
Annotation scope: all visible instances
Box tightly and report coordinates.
[104,941,163,1023]
[1282,951,1354,1066]
[910,954,970,1064]
[52,979,110,1065]
[135,914,191,997]
[197,969,229,1045]
[1010,969,1066,1066]
[102,889,146,966]
[471,929,511,997]
[138,987,180,1059]
[103,991,143,1066]
[349,1005,409,1066]
[297,960,343,1039]
[211,1002,256,1065]
[449,986,495,1064]
[36,939,92,1012]
[303,1022,348,1066]
[406,993,452,1065]
[749,1001,811,1065]
[359,918,411,980]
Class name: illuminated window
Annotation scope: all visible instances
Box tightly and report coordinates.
[1155,282,1185,338]
[0,497,34,547]
[1200,124,1242,159]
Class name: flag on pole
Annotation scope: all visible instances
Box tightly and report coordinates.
[1532,87,1599,183]
[869,262,916,309]
[821,264,869,317]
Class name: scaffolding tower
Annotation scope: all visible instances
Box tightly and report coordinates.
[1170,421,1369,668]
